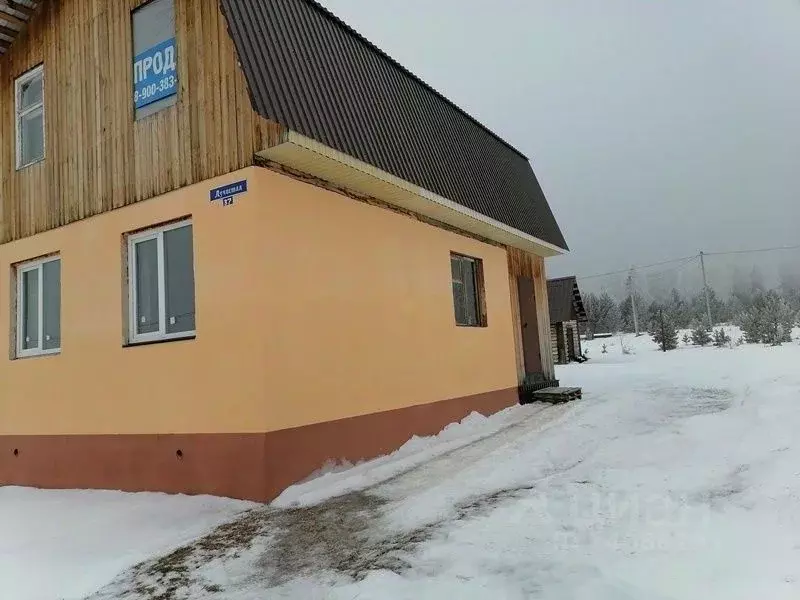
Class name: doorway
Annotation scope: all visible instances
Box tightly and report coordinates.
[516,277,542,375]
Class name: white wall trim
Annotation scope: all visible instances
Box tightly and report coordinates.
[262,130,567,257]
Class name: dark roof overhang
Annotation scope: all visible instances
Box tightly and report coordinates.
[548,276,587,323]
[220,0,569,252]
[0,1,40,55]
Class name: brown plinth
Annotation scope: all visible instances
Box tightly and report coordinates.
[0,387,517,502]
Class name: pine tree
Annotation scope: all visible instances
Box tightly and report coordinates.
[584,292,620,338]
[667,288,691,329]
[691,323,711,346]
[682,332,691,345]
[713,328,731,348]
[738,292,765,344]
[739,307,763,343]
[649,307,678,352]
[761,291,796,346]
[737,290,797,345]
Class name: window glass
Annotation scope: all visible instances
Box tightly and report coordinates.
[17,258,61,356]
[20,110,44,167]
[16,67,44,168]
[135,238,160,336]
[42,260,61,350]
[462,259,478,326]
[22,269,39,351]
[164,224,195,334]
[19,76,43,109]
[128,221,195,343]
[451,256,466,326]
[450,254,484,327]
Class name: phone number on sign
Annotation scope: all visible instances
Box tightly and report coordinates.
[134,75,177,103]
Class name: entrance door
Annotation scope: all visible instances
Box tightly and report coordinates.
[517,277,542,375]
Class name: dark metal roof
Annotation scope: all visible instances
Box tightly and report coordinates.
[219,0,568,250]
[548,276,587,324]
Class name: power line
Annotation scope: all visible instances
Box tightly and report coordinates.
[640,257,698,281]
[577,255,699,281]
[704,243,800,257]
[576,243,800,283]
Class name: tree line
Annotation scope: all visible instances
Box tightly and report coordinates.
[583,267,800,350]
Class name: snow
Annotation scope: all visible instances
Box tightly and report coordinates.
[273,404,548,508]
[0,488,253,600]
[7,328,800,599]
[266,330,800,598]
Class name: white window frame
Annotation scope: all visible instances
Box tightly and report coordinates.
[16,255,60,358]
[127,219,195,345]
[15,64,45,170]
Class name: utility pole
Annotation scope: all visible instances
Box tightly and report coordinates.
[627,268,640,336]
[700,251,713,329]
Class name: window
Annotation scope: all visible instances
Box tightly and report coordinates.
[15,65,44,169]
[128,220,195,344]
[16,256,60,357]
[132,0,177,120]
[451,253,486,327]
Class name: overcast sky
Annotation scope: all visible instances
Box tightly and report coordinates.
[317,0,800,281]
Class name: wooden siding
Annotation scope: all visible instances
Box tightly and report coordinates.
[507,247,554,381]
[550,324,559,363]
[507,262,526,383]
[551,320,581,364]
[0,0,282,243]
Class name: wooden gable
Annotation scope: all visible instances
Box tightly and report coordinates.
[0,0,282,243]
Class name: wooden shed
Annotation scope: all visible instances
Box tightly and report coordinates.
[547,276,587,365]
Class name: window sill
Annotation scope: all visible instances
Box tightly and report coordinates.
[16,157,44,171]
[15,349,61,360]
[455,323,488,329]
[124,334,196,349]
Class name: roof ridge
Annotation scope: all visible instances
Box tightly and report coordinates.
[299,0,530,162]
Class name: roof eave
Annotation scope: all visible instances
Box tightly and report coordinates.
[0,1,40,56]
[258,131,567,258]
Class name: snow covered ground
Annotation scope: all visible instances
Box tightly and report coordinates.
[6,327,800,599]
[0,488,254,600]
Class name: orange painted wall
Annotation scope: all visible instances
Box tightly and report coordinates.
[0,166,519,436]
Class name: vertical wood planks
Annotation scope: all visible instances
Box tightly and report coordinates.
[0,0,283,244]
[507,247,556,381]
[532,254,555,380]
[507,254,526,384]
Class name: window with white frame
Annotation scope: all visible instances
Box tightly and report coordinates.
[128,220,195,344]
[16,256,61,357]
[16,65,45,169]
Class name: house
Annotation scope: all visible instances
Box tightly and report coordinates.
[0,0,568,502]
[547,276,587,364]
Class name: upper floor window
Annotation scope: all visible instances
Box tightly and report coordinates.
[132,0,177,120]
[451,253,487,327]
[16,65,44,169]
